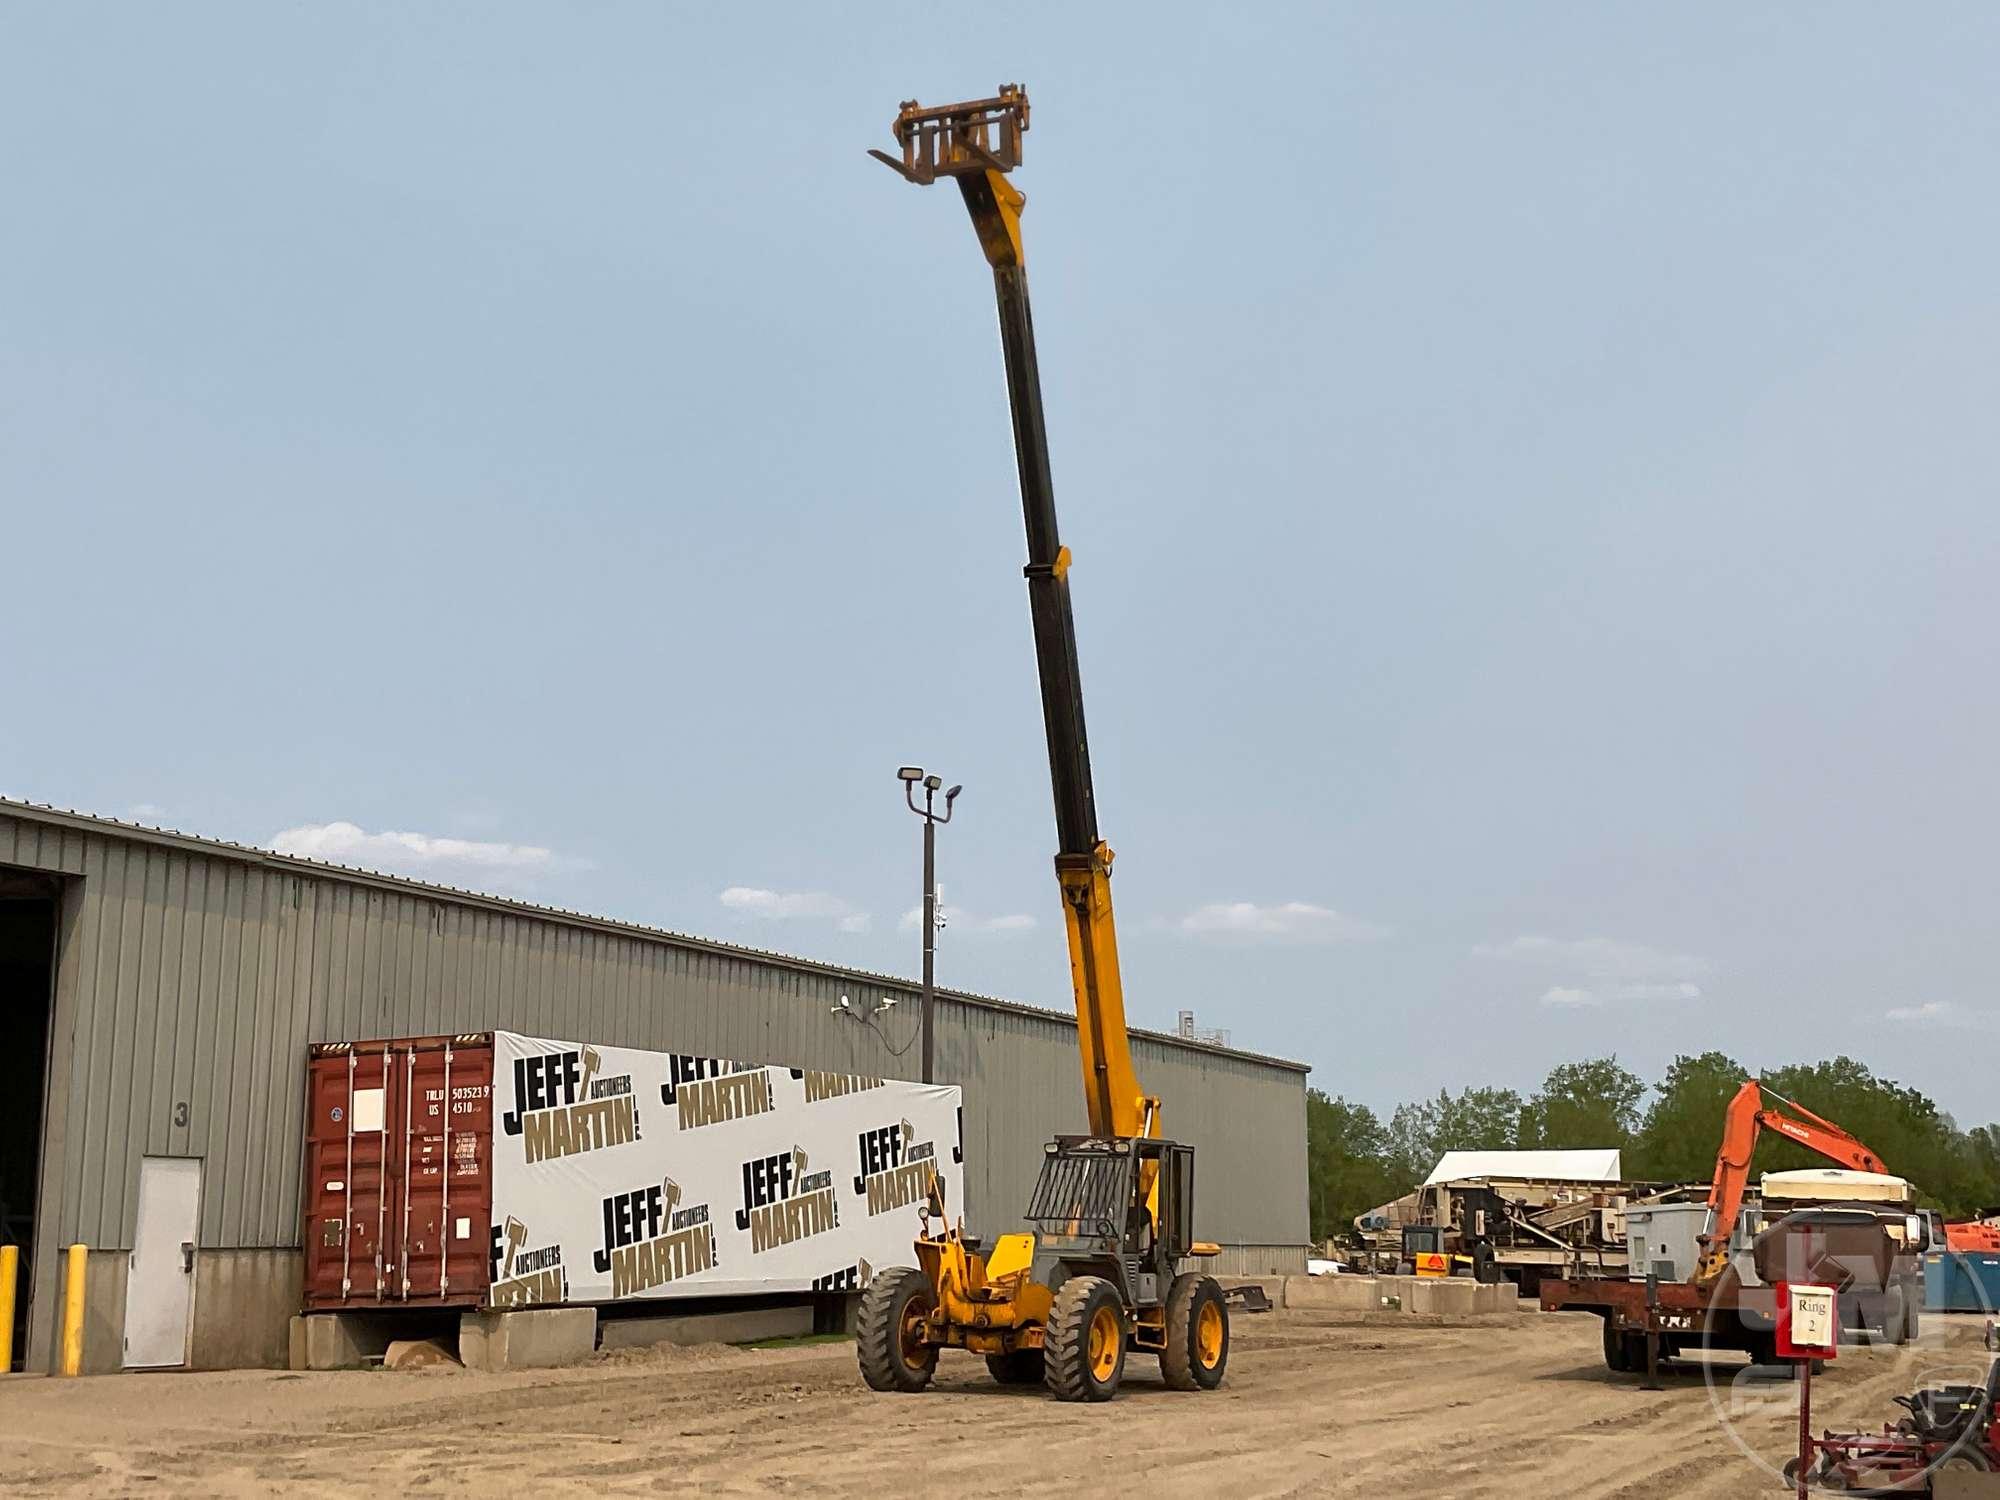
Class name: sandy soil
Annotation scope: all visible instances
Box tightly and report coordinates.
[0,1308,1988,1497]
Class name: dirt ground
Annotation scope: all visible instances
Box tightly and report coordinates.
[0,1307,1989,1497]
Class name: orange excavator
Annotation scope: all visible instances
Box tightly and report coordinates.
[1696,1078,1887,1284]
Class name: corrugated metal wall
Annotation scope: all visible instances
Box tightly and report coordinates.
[2,806,1307,1270]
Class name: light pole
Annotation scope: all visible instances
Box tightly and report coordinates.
[897,766,960,1083]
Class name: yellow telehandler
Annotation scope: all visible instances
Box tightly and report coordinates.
[855,86,1229,1403]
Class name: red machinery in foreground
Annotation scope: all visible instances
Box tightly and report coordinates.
[1788,1335,2000,1492]
[1543,1080,1908,1372]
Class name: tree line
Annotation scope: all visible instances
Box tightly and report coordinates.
[1307,1051,2000,1244]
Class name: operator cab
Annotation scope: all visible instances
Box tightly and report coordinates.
[1026,1135,1196,1306]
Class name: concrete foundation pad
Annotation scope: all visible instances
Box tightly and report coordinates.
[290,1314,369,1371]
[458,1308,597,1372]
[598,1305,813,1351]
[1282,1275,1379,1312]
[1410,1278,1478,1316]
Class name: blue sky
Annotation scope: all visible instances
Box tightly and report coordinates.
[6,5,1998,1125]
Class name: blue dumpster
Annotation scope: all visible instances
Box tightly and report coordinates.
[1924,1252,2000,1312]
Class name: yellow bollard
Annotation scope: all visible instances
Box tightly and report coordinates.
[0,1244,17,1372]
[59,1243,86,1377]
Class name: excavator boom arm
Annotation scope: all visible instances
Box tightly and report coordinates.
[1698,1079,1887,1282]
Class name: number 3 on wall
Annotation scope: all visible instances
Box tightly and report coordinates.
[173,1101,189,1128]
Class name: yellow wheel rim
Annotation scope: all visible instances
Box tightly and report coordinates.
[898,1302,928,1368]
[1196,1299,1224,1368]
[1087,1304,1122,1382]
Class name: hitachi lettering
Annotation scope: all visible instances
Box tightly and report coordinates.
[502,1050,581,1136]
[523,1096,637,1162]
[675,1071,774,1129]
[802,1071,884,1103]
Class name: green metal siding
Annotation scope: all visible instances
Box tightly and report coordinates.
[1,804,1308,1270]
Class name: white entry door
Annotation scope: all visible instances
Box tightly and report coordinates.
[124,1157,202,1369]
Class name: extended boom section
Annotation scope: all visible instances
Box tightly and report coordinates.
[854,86,1226,1404]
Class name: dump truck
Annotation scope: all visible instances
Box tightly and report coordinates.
[1542,1080,1925,1373]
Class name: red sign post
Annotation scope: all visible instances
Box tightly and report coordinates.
[1777,1282,1840,1499]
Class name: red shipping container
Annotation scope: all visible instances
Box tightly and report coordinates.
[302,1036,495,1310]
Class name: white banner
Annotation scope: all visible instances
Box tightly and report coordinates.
[487,1031,963,1307]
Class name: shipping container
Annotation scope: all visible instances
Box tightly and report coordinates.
[303,1030,963,1312]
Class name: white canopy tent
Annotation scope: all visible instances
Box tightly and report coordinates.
[1422,1149,1623,1187]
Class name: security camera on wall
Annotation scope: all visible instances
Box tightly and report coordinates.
[832,994,854,1016]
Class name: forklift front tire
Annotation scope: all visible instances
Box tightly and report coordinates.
[1161,1273,1229,1390]
[1044,1275,1126,1402]
[857,1267,938,1393]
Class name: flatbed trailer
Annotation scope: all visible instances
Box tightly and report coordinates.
[1541,1275,1784,1373]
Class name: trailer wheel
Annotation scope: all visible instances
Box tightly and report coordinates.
[1044,1275,1126,1402]
[1161,1273,1229,1391]
[1904,1289,1922,1344]
[985,1347,1045,1385]
[1471,1243,1500,1284]
[857,1266,938,1393]
[1602,1316,1632,1373]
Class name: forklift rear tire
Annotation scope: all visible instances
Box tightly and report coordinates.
[857,1266,938,1393]
[1161,1273,1229,1391]
[1044,1275,1126,1402]
[985,1348,1045,1385]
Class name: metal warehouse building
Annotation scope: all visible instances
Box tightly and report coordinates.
[0,800,1308,1373]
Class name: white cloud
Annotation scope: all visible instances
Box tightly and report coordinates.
[1885,1001,1953,1024]
[1479,933,1706,1008]
[271,821,574,884]
[128,803,169,824]
[1472,934,1708,980]
[1608,981,1703,1002]
[1177,901,1387,944]
[1540,987,1602,1008]
[719,887,869,932]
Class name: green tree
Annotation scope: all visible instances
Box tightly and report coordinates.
[1303,1089,1397,1243]
[1631,1051,1746,1181]
[1434,1085,1524,1154]
[1518,1056,1645,1150]
[1382,1086,1522,1190]
[1384,1097,1440,1192]
[1758,1056,2000,1218]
